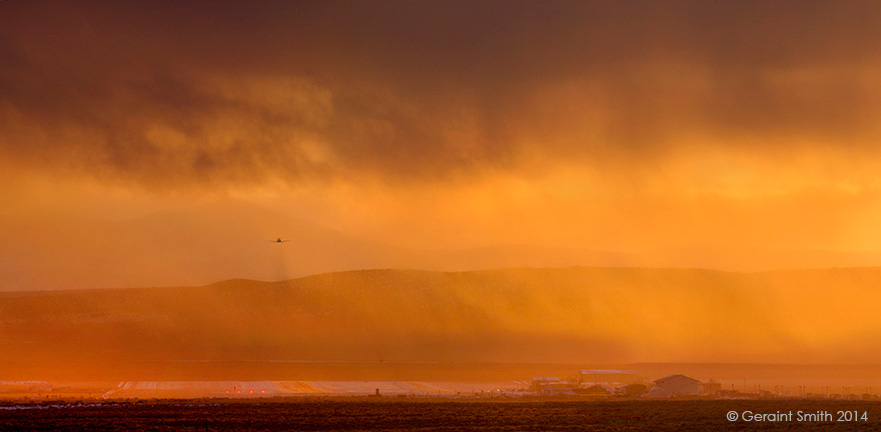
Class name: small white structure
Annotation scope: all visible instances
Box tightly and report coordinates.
[653,374,701,396]
[530,377,561,392]
[579,369,637,385]
[645,386,673,398]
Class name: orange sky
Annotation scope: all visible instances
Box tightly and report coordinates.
[3,1,881,290]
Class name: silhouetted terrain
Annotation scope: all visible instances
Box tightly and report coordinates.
[2,267,881,379]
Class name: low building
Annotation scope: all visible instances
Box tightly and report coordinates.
[574,384,613,396]
[700,381,722,395]
[645,386,673,398]
[653,374,701,396]
[530,377,560,392]
[541,386,579,396]
[616,383,648,397]
[579,369,638,385]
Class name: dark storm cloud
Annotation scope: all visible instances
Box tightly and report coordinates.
[2,1,881,188]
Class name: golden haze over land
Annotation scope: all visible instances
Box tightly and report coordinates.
[2,1,881,368]
[2,268,881,370]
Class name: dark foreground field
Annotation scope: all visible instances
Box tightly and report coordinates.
[3,399,881,431]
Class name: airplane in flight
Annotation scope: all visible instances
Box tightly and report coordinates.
[269,238,290,243]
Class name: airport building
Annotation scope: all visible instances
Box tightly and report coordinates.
[652,374,701,396]
[578,369,638,385]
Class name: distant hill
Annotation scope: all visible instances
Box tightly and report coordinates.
[2,267,881,371]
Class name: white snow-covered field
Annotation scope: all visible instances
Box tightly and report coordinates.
[101,381,522,399]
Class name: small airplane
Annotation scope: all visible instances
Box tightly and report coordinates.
[269,238,290,243]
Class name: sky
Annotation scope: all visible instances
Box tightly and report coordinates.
[3,1,881,290]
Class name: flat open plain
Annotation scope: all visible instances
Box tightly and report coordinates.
[4,399,881,431]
